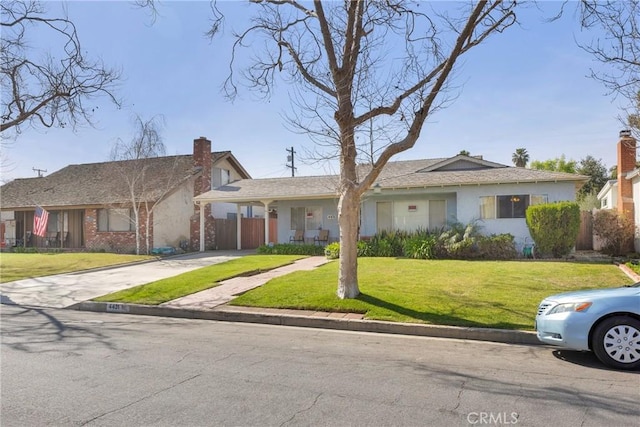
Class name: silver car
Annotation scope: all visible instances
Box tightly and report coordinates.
[535,283,640,370]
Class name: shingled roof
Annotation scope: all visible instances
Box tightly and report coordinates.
[194,156,588,204]
[1,152,235,210]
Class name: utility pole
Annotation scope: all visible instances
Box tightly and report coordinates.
[32,167,47,177]
[286,147,297,177]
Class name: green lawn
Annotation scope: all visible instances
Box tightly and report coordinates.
[93,255,305,305]
[230,258,632,330]
[0,252,154,283]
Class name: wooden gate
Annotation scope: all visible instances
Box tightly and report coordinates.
[214,218,278,250]
[576,210,593,250]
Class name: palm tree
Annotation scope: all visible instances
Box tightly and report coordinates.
[512,148,529,168]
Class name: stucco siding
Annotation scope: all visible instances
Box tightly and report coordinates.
[153,181,193,248]
[361,190,457,236]
[212,158,246,186]
[361,182,577,247]
[457,182,578,244]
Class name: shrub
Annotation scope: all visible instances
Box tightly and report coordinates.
[10,246,39,253]
[368,230,406,257]
[475,234,518,260]
[403,234,439,259]
[526,202,580,258]
[438,221,481,259]
[592,209,635,256]
[357,240,371,257]
[325,242,340,259]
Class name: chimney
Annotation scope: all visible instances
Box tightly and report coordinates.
[193,136,212,197]
[190,136,214,251]
[617,130,636,224]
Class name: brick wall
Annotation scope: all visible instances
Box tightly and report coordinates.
[84,206,153,254]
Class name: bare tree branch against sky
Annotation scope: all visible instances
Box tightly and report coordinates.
[0,1,627,186]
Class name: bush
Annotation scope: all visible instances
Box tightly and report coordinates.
[357,240,371,257]
[475,234,518,260]
[257,244,325,256]
[526,202,580,258]
[10,246,39,253]
[402,235,439,259]
[593,209,635,256]
[325,242,340,259]
[367,230,406,257]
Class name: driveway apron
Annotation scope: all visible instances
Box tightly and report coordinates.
[0,251,248,309]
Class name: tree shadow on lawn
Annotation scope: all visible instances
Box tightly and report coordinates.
[356,292,530,330]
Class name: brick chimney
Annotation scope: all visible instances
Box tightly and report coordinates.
[617,130,636,224]
[190,136,215,250]
[193,136,212,196]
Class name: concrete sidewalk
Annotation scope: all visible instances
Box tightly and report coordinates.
[73,256,541,346]
[161,256,332,310]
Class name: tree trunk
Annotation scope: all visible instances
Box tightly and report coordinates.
[337,187,360,299]
[133,206,141,255]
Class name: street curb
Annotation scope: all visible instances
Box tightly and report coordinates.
[71,301,541,346]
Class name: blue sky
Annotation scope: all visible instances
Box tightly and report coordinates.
[1,1,625,182]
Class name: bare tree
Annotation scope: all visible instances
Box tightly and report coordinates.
[205,0,518,299]
[110,115,189,255]
[578,0,640,135]
[1,0,121,134]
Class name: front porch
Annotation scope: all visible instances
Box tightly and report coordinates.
[5,209,85,250]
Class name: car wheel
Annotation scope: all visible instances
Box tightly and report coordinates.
[592,316,640,370]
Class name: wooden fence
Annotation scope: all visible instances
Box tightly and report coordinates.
[576,210,593,250]
[214,218,278,250]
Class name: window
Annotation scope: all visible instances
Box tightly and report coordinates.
[47,211,59,232]
[97,208,134,232]
[480,195,536,219]
[212,167,231,188]
[530,194,548,206]
[479,196,496,219]
[290,206,323,232]
[497,195,528,218]
[305,207,322,231]
[290,207,306,231]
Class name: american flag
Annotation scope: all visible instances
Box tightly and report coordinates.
[33,206,49,237]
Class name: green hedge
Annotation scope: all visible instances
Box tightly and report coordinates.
[257,244,325,256]
[525,201,580,258]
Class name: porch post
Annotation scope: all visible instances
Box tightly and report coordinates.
[262,200,272,245]
[236,205,242,250]
[199,202,205,252]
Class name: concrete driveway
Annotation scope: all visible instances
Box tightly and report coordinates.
[0,251,250,309]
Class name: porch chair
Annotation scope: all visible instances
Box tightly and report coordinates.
[289,230,305,244]
[314,229,329,246]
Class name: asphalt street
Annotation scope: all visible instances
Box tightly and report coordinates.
[1,306,638,427]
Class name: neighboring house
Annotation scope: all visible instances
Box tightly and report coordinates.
[596,130,639,251]
[194,153,588,252]
[0,137,257,252]
[597,179,617,210]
